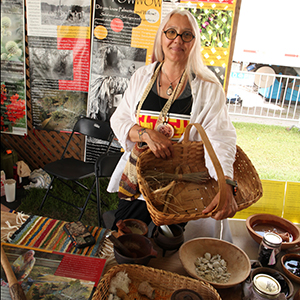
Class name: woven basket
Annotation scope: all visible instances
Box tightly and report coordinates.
[136,123,263,226]
[92,264,221,300]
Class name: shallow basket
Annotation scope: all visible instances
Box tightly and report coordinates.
[136,123,263,226]
[92,264,221,300]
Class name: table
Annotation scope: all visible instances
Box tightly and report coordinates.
[1,210,299,299]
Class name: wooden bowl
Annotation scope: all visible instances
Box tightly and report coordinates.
[281,253,300,284]
[179,238,251,289]
[118,219,148,237]
[246,214,300,250]
[250,267,294,298]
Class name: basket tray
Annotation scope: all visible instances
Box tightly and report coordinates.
[92,264,221,300]
[136,123,263,226]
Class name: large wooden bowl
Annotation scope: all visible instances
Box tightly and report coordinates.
[246,214,300,250]
[179,238,251,289]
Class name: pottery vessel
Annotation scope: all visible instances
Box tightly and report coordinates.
[246,214,300,250]
[281,253,300,284]
[153,225,184,255]
[179,237,251,289]
[114,233,157,265]
[117,219,148,237]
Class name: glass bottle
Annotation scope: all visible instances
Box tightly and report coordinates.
[258,232,282,267]
[252,274,281,299]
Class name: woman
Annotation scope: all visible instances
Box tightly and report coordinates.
[12,250,36,281]
[107,9,238,233]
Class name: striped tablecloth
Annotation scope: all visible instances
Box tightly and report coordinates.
[9,214,110,257]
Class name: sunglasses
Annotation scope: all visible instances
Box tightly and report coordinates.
[163,28,195,43]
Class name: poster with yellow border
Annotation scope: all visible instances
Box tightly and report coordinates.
[283,181,300,224]
[86,0,239,161]
[233,180,286,220]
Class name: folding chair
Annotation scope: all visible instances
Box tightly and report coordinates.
[95,151,123,226]
[39,116,119,226]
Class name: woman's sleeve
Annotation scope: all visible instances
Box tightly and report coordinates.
[192,82,237,180]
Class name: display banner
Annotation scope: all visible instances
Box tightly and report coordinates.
[1,0,27,135]
[86,0,238,162]
[27,0,92,132]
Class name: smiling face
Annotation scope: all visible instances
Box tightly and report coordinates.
[162,14,195,66]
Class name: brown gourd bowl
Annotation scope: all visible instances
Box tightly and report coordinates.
[281,253,300,284]
[246,214,300,250]
[179,238,251,289]
[118,219,148,237]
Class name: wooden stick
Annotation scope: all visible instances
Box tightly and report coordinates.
[1,245,27,300]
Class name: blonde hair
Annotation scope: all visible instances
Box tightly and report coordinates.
[152,9,220,85]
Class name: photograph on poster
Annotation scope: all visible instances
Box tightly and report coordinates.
[1,0,27,135]
[41,0,91,27]
[29,47,74,81]
[31,89,87,131]
[88,44,147,121]
[1,244,104,300]
[86,44,147,160]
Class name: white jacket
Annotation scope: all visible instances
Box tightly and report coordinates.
[107,62,236,194]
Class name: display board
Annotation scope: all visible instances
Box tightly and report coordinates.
[86,0,239,161]
[1,243,106,300]
[1,0,27,136]
[27,0,92,132]
[233,180,300,224]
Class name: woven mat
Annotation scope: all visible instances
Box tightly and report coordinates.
[9,214,111,257]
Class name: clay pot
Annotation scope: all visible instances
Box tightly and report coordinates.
[281,253,300,285]
[114,234,157,265]
[117,219,148,237]
[153,225,184,256]
[246,214,300,250]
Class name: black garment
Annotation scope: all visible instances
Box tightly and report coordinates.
[139,77,192,116]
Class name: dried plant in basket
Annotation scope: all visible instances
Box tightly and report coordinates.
[136,123,263,226]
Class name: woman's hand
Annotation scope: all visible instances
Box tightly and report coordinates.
[144,129,174,159]
[202,182,238,220]
[129,125,174,159]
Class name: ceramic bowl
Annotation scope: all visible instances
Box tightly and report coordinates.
[153,225,184,252]
[250,267,294,298]
[179,237,251,289]
[117,219,148,237]
[280,253,300,284]
[114,233,157,265]
[246,214,300,250]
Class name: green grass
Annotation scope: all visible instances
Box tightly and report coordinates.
[233,122,300,182]
[17,178,119,227]
[17,122,300,226]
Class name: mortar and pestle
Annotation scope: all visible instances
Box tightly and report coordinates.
[109,233,157,265]
[153,224,184,257]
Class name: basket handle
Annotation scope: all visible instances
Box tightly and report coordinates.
[183,123,227,214]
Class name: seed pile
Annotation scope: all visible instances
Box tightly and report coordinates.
[195,252,231,283]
